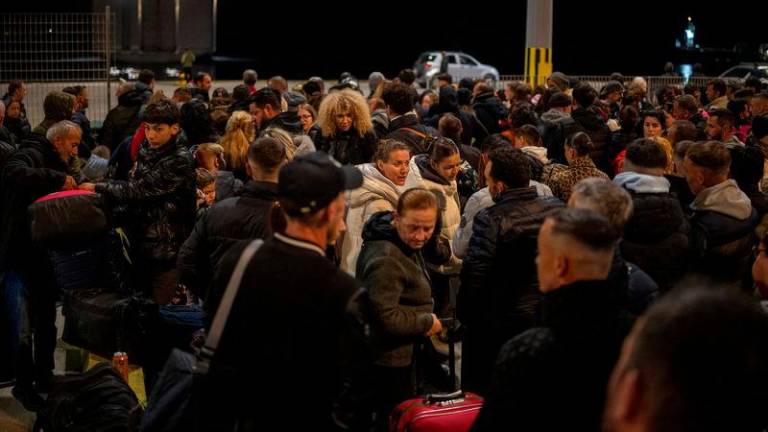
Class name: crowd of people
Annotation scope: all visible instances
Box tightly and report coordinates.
[1,66,768,431]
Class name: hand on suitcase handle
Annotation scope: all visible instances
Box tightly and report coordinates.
[424,390,465,404]
[62,176,78,191]
[425,313,443,337]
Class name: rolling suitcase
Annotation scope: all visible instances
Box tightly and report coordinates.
[389,318,484,432]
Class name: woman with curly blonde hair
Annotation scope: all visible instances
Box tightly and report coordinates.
[218,110,255,181]
[315,89,378,164]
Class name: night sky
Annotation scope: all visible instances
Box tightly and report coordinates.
[3,1,766,79]
[214,1,766,78]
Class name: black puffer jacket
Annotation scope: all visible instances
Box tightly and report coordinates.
[314,128,378,165]
[0,133,68,271]
[471,279,633,432]
[472,91,508,135]
[571,106,611,172]
[96,136,196,262]
[458,186,563,394]
[690,210,758,285]
[177,181,277,299]
[619,191,691,292]
[356,211,435,368]
[100,88,144,150]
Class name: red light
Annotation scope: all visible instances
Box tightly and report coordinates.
[425,63,432,69]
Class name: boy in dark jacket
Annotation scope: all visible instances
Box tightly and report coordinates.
[80,100,196,304]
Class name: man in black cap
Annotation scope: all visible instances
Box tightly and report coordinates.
[201,152,371,431]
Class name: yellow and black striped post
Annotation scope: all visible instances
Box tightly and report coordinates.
[525,47,552,87]
[524,0,553,87]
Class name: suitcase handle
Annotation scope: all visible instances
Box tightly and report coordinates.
[424,390,465,404]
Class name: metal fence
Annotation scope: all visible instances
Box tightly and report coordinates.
[0,11,116,127]
[498,74,720,106]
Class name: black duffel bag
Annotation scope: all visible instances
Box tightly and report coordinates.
[29,190,108,247]
[36,362,143,432]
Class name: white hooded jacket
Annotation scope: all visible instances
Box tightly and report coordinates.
[340,163,404,275]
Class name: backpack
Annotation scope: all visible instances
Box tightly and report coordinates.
[37,363,142,432]
[401,127,439,155]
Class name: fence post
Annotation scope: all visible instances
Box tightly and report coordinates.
[105,6,112,110]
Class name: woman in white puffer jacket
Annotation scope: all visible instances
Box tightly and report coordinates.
[341,140,412,275]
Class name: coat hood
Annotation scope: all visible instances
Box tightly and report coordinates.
[43,91,75,122]
[361,210,401,244]
[541,109,570,122]
[473,92,507,117]
[118,86,147,107]
[571,107,605,131]
[613,172,671,194]
[413,154,450,186]
[265,111,304,135]
[33,92,76,135]
[350,163,402,209]
[691,179,753,220]
[521,146,550,165]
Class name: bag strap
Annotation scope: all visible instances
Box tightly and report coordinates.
[204,239,264,351]
[401,127,428,139]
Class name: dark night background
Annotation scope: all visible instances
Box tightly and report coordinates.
[3,0,766,79]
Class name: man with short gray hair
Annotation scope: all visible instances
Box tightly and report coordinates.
[0,119,79,410]
[569,177,659,314]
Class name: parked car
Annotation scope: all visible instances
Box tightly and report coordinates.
[413,51,499,88]
[719,63,768,85]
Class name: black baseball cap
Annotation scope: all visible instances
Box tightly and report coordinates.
[278,152,363,216]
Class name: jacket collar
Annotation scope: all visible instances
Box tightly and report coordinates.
[241,180,279,201]
[274,232,325,256]
[541,279,618,329]
[389,112,419,131]
[494,186,539,204]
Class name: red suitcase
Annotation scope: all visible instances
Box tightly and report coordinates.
[389,317,483,432]
[389,390,483,432]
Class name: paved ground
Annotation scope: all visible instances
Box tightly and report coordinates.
[0,310,66,431]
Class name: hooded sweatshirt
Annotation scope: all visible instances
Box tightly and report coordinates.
[341,163,405,275]
[613,171,671,194]
[691,179,753,220]
[614,171,691,291]
[541,108,570,123]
